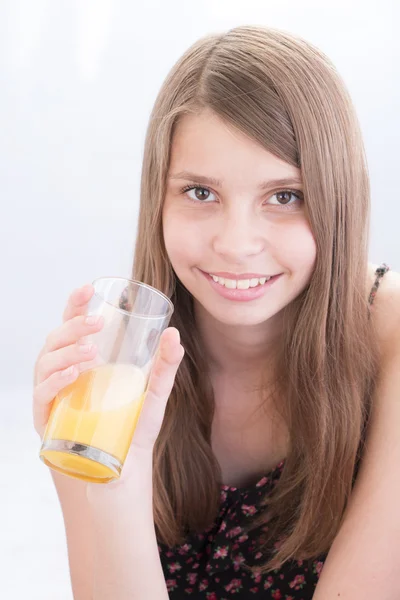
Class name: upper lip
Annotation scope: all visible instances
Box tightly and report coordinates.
[204,270,280,280]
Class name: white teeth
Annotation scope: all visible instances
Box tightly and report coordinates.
[237,279,250,290]
[209,274,272,289]
[224,279,237,289]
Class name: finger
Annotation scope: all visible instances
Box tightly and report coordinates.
[44,314,104,355]
[33,364,80,437]
[147,328,185,399]
[36,340,99,386]
[62,284,95,324]
[131,328,184,450]
[34,314,104,388]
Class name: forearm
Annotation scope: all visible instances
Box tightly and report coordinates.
[51,470,94,600]
[90,453,169,600]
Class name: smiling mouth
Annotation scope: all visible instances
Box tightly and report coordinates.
[207,273,274,289]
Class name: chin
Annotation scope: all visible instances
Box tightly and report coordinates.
[198,300,280,328]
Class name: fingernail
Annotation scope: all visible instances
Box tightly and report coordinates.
[78,343,93,353]
[61,365,75,378]
[85,315,101,325]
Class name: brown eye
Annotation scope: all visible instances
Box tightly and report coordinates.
[265,190,303,210]
[181,185,216,203]
[276,191,292,205]
[194,187,210,201]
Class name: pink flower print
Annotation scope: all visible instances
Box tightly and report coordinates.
[166,579,177,592]
[289,574,306,590]
[255,551,263,559]
[220,490,228,502]
[256,476,269,487]
[225,578,243,593]
[237,534,249,543]
[273,537,284,551]
[251,570,262,583]
[206,593,218,600]
[187,573,198,585]
[213,545,229,560]
[250,587,259,594]
[227,526,242,538]
[263,576,274,589]
[233,553,245,570]
[178,543,191,555]
[165,550,174,558]
[271,590,283,599]
[313,560,324,576]
[219,520,227,532]
[168,562,182,574]
[199,579,209,591]
[241,504,257,516]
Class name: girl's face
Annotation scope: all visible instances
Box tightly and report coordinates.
[163,109,316,328]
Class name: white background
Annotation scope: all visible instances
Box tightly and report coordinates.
[1,1,399,598]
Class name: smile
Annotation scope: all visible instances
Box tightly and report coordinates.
[208,274,272,289]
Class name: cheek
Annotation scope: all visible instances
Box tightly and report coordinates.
[162,210,203,272]
[278,221,316,267]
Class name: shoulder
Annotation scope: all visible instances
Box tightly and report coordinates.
[367,261,400,357]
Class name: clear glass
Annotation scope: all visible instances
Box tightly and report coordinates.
[39,277,174,483]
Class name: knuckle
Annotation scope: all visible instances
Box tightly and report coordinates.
[33,383,47,407]
[35,355,46,384]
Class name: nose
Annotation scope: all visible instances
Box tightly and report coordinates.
[212,210,265,263]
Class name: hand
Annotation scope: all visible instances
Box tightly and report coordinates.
[33,282,185,499]
[33,284,105,439]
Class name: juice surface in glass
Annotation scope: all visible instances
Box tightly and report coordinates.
[40,363,146,483]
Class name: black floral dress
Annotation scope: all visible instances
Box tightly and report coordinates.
[158,263,390,599]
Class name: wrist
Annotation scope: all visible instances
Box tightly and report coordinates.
[86,446,154,508]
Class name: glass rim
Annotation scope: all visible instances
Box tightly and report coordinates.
[91,276,174,320]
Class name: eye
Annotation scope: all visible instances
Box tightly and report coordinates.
[181,185,216,203]
[266,190,303,210]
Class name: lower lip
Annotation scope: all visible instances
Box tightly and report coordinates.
[200,271,283,302]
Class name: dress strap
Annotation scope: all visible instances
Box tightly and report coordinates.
[368,262,391,306]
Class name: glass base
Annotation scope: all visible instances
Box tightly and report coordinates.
[39,439,122,484]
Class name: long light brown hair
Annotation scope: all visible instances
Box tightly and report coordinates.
[131,25,380,572]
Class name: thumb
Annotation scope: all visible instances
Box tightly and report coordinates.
[130,327,185,452]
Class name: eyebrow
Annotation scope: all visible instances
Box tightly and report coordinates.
[168,170,303,190]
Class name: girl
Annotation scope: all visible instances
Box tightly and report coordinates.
[33,25,400,599]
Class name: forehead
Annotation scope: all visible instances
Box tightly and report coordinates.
[169,110,301,183]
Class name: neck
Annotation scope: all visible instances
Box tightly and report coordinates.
[194,301,283,379]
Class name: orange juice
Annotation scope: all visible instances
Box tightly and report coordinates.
[40,363,146,483]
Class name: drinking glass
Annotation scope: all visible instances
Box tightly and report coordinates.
[39,277,174,483]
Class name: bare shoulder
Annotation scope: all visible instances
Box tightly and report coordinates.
[367,261,400,356]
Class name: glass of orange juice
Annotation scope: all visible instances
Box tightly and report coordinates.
[39,277,174,483]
